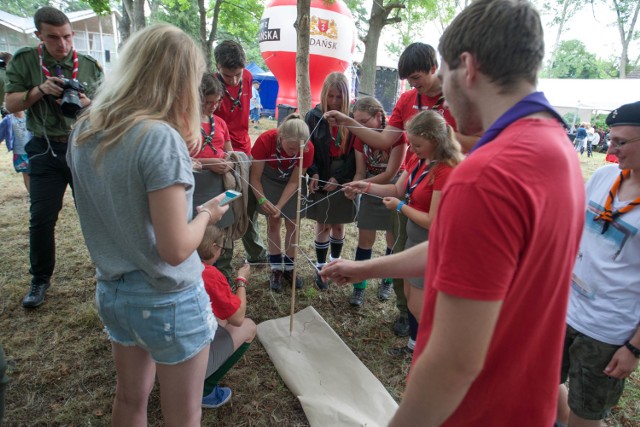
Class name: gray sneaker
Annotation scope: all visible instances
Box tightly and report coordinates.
[377,278,393,301]
[349,288,365,307]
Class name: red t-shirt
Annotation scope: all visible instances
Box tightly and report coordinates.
[354,132,407,176]
[202,263,241,320]
[413,118,585,426]
[215,69,252,154]
[402,157,453,213]
[193,115,230,160]
[388,88,457,131]
[389,88,457,170]
[251,129,314,173]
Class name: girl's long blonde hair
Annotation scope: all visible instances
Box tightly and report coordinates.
[74,24,205,160]
[320,72,350,153]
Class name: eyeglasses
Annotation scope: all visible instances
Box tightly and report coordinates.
[357,115,375,126]
[610,135,640,148]
[213,240,226,256]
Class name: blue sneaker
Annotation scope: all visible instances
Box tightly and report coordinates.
[202,385,232,408]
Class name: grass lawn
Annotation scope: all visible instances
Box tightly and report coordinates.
[0,127,637,426]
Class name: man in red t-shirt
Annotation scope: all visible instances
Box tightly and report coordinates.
[213,40,267,270]
[322,0,585,425]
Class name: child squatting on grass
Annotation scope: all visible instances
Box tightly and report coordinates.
[197,224,257,408]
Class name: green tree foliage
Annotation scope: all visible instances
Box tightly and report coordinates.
[344,0,442,96]
[149,0,263,69]
[543,39,619,78]
[149,0,200,41]
[2,0,106,17]
[384,0,442,58]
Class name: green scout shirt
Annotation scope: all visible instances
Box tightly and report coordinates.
[5,46,103,138]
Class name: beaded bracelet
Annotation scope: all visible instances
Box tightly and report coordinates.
[234,276,248,289]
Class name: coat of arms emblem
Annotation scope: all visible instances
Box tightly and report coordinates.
[310,16,338,39]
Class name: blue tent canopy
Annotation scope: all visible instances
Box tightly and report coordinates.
[246,62,279,117]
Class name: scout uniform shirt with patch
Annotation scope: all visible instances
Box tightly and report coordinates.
[5,46,103,138]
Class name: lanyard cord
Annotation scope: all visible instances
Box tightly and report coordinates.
[38,44,78,80]
[405,159,436,203]
[416,92,445,111]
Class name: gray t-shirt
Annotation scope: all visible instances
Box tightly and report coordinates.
[68,120,203,292]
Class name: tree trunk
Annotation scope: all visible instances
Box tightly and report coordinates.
[133,0,145,32]
[295,0,311,116]
[120,0,131,45]
[359,1,385,97]
[206,0,224,70]
[199,0,224,69]
[549,0,571,68]
[358,1,403,99]
[613,0,640,78]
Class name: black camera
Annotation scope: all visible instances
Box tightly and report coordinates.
[57,78,86,118]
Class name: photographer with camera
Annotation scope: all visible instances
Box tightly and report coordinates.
[5,6,103,308]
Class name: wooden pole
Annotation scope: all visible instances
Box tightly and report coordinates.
[289,141,305,334]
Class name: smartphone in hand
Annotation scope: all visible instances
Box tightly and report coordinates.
[219,190,242,206]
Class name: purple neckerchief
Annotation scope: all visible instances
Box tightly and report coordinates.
[469,91,566,154]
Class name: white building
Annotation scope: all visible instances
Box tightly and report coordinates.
[0,9,120,69]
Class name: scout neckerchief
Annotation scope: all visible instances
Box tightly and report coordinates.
[329,126,341,149]
[364,143,385,173]
[594,169,640,234]
[200,115,217,154]
[417,92,445,111]
[39,43,78,80]
[469,91,565,154]
[275,140,297,178]
[363,126,387,174]
[217,72,243,112]
[405,159,436,204]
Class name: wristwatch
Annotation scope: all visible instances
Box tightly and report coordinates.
[624,340,640,358]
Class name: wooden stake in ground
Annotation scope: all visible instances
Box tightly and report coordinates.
[289,141,305,334]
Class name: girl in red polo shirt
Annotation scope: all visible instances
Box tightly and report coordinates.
[346,96,406,307]
[250,114,314,292]
[345,110,463,354]
[193,72,233,169]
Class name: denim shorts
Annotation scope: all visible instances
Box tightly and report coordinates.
[96,271,217,365]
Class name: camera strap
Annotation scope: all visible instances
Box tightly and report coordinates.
[38,44,78,80]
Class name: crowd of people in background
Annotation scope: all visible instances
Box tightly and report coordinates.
[0,1,638,426]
